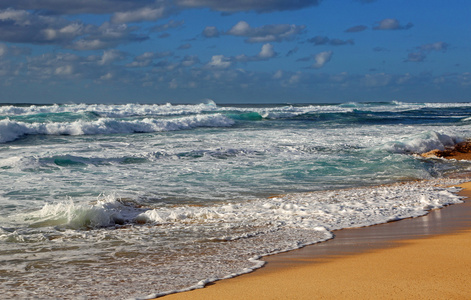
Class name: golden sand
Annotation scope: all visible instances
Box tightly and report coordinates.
[161,181,471,300]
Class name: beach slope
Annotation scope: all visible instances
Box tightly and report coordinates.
[161,182,471,300]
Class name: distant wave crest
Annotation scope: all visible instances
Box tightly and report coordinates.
[0,114,234,143]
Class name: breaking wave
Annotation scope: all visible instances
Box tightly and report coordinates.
[0,114,234,143]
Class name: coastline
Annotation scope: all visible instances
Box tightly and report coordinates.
[160,150,471,300]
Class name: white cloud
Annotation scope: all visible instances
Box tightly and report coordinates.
[125,60,151,68]
[71,39,108,51]
[235,43,277,63]
[228,21,251,36]
[227,21,305,43]
[0,8,85,45]
[69,22,148,50]
[313,51,333,68]
[206,55,232,69]
[258,43,276,59]
[0,8,30,24]
[0,9,148,50]
[99,50,125,65]
[419,41,448,52]
[111,6,166,24]
[55,65,74,75]
[100,72,113,80]
[202,26,220,38]
[404,41,449,63]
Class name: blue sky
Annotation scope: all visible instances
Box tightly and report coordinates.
[0,0,469,104]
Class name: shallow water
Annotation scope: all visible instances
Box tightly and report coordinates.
[1,101,471,299]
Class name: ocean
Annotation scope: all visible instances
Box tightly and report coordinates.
[1,100,470,299]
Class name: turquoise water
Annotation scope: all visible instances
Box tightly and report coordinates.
[0,101,470,299]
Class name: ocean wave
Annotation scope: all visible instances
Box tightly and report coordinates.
[0,101,219,118]
[15,195,144,230]
[0,114,234,143]
[382,131,463,154]
[2,101,471,124]
[11,179,463,234]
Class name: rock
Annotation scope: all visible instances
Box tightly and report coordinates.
[420,141,471,159]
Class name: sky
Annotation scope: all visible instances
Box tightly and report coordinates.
[0,0,470,104]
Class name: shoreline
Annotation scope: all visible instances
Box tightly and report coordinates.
[160,182,471,299]
[160,151,471,299]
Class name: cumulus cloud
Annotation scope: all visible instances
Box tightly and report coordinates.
[21,52,87,80]
[111,6,167,24]
[405,41,449,63]
[419,41,448,52]
[0,8,86,45]
[202,26,220,38]
[345,25,368,33]
[175,0,321,13]
[258,43,276,59]
[307,36,354,46]
[125,51,173,68]
[207,44,278,67]
[373,18,413,30]
[235,43,278,62]
[99,50,126,65]
[206,55,232,69]
[227,21,305,43]
[313,51,333,68]
[68,22,148,50]
[0,9,148,50]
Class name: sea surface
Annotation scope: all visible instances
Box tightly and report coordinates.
[1,101,471,299]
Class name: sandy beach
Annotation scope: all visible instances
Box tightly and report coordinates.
[161,149,471,299]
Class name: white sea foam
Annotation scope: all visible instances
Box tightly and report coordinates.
[26,179,462,232]
[1,178,464,299]
[0,101,219,118]
[383,131,463,154]
[7,179,463,243]
[2,101,471,119]
[0,114,234,143]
